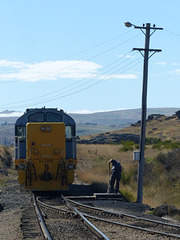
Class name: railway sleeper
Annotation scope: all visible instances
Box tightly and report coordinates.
[21,203,43,240]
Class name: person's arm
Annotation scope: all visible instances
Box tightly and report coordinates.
[108,159,112,165]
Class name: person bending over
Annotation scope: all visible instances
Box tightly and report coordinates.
[108,159,122,193]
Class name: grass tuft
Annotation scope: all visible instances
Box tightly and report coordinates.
[120,189,136,202]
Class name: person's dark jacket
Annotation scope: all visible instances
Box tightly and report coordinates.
[111,159,122,172]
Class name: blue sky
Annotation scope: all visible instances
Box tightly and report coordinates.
[0,0,179,114]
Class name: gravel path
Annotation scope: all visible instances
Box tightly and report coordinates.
[0,180,31,240]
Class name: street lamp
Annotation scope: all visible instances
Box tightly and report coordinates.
[124,22,163,204]
[124,22,134,28]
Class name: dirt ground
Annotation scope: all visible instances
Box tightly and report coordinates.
[0,180,31,240]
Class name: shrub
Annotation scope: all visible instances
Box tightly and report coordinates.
[134,144,139,150]
[121,168,136,185]
[155,149,180,172]
[120,189,136,202]
[152,142,163,150]
[164,140,180,150]
[118,141,135,152]
[146,137,161,145]
[0,146,12,168]
[152,140,180,150]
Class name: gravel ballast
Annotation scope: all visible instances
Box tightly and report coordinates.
[0,180,31,240]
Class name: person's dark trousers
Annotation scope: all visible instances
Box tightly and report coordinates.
[109,170,121,193]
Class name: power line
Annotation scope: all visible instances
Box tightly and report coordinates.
[0,51,138,108]
[2,54,142,109]
[0,33,140,84]
[28,59,143,106]
[164,28,180,37]
[56,30,135,60]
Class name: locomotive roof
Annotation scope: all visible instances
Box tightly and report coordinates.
[15,107,75,125]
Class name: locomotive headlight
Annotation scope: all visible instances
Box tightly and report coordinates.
[18,163,25,170]
[68,164,74,170]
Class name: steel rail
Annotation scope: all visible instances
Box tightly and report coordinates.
[62,195,109,240]
[85,214,180,239]
[37,197,180,239]
[66,197,180,229]
[32,194,52,240]
[37,197,74,214]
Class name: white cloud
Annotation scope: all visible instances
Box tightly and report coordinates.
[0,59,138,82]
[0,60,101,82]
[171,63,180,66]
[69,108,127,114]
[69,109,94,114]
[169,69,180,77]
[98,74,137,80]
[0,111,24,117]
[0,60,26,69]
[173,69,180,74]
[155,62,167,66]
[117,54,134,59]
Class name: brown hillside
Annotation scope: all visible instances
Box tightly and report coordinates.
[114,114,180,142]
[80,114,180,142]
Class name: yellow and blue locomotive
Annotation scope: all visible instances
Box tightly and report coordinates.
[15,108,77,191]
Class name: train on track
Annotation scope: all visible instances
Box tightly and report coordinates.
[15,108,77,191]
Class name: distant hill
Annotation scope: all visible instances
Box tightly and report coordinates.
[70,108,180,136]
[0,108,179,144]
[0,108,179,125]
[78,112,180,144]
[70,108,180,126]
[0,110,23,124]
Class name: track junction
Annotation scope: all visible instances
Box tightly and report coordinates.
[21,192,180,239]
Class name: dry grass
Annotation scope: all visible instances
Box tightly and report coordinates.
[0,145,16,186]
[76,143,180,209]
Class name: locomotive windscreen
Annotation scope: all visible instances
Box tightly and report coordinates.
[28,112,44,122]
[28,112,62,122]
[47,113,62,122]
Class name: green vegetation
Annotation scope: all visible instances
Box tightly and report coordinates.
[156,149,180,172]
[118,138,180,152]
[118,140,139,152]
[120,189,136,202]
[152,139,180,150]
[121,168,136,185]
[146,137,161,145]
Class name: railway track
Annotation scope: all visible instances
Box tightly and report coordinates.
[65,197,180,239]
[20,193,51,240]
[36,195,107,239]
[37,195,180,239]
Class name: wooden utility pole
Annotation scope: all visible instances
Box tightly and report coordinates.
[125,22,163,204]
